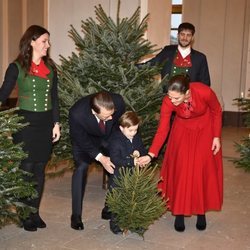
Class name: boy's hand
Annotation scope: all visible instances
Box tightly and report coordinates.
[133,150,140,158]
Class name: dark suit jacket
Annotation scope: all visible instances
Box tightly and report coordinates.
[69,93,125,165]
[108,130,147,188]
[108,130,147,172]
[147,45,210,86]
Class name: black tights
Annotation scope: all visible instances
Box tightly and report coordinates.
[20,161,47,210]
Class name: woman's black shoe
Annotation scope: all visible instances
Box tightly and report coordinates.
[31,213,46,228]
[174,215,185,232]
[196,214,206,230]
[71,215,84,230]
[22,218,37,232]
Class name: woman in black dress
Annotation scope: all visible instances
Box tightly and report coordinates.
[0,25,60,231]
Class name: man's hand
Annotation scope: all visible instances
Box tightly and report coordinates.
[99,155,115,174]
[52,123,61,142]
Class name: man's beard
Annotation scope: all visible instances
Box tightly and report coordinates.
[178,40,191,48]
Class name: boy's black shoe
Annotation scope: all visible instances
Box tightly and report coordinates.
[101,206,111,220]
[110,219,122,235]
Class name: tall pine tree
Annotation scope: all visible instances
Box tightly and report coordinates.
[52,2,163,165]
[233,90,250,171]
[0,108,37,228]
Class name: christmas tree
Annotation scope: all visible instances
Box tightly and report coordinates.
[51,1,163,166]
[233,90,250,171]
[0,108,37,228]
[105,164,166,237]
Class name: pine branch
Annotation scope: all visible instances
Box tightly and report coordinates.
[0,109,37,228]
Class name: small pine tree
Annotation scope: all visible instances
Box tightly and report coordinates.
[51,2,163,167]
[233,90,250,171]
[105,164,166,237]
[0,108,37,228]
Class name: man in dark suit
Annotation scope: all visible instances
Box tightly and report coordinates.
[145,22,210,87]
[69,91,125,230]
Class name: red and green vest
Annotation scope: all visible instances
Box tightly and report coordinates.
[15,62,54,112]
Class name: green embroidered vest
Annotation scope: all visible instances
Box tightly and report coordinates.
[170,50,191,78]
[15,62,54,112]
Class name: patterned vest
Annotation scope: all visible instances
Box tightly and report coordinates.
[15,62,54,112]
[170,50,192,78]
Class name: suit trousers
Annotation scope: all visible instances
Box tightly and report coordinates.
[71,161,89,216]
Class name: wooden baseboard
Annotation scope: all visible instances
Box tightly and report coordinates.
[223,111,245,127]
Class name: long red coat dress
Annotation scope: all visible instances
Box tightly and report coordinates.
[149,83,223,216]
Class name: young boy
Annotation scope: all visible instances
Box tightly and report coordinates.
[108,111,147,234]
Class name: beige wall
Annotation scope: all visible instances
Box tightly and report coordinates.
[243,0,250,97]
[0,1,5,79]
[182,0,249,111]
[1,0,250,112]
[147,0,171,50]
[48,0,140,63]
[0,0,46,97]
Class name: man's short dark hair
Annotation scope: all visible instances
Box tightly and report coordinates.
[90,91,115,114]
[178,22,195,35]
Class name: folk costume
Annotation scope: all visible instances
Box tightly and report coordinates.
[0,61,59,161]
[146,45,210,86]
[0,60,59,221]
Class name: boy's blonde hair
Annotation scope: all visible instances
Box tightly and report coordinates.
[119,111,140,128]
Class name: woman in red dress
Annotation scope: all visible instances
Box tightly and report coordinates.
[139,74,223,232]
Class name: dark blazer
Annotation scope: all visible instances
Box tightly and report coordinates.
[147,45,210,86]
[69,93,125,165]
[108,130,147,172]
[108,130,147,189]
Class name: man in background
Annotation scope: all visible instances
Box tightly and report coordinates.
[144,22,210,87]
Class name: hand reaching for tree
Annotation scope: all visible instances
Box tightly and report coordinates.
[99,155,115,174]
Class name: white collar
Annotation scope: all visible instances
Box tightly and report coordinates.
[178,45,191,58]
[93,114,105,124]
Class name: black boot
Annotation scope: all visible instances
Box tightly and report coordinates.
[196,214,206,230]
[31,213,46,228]
[101,206,111,220]
[71,215,84,230]
[110,218,122,235]
[22,218,37,232]
[174,215,185,232]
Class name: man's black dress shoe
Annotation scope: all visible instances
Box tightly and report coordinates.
[31,213,46,228]
[196,214,206,230]
[101,206,111,220]
[110,219,122,234]
[71,215,84,230]
[174,215,185,232]
[22,218,37,232]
